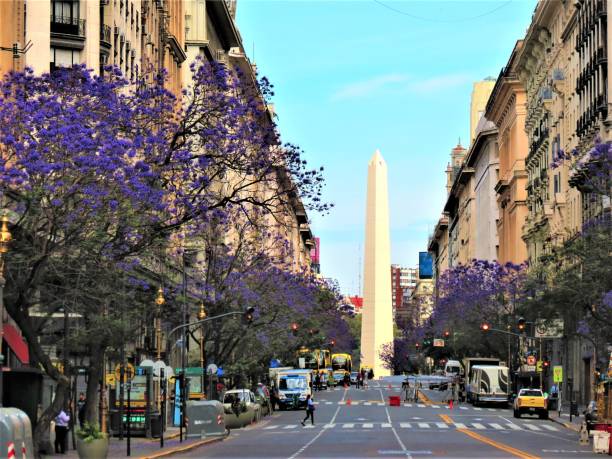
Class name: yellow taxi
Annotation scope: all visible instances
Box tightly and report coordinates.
[513,388,548,419]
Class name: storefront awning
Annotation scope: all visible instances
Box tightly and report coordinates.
[3,324,29,364]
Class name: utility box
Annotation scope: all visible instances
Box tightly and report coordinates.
[185,401,226,439]
[0,407,35,459]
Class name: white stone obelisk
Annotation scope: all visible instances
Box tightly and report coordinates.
[360,150,394,378]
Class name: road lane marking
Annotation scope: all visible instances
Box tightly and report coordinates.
[471,423,486,430]
[417,422,430,428]
[342,423,354,429]
[458,428,539,458]
[431,405,441,409]
[459,406,468,410]
[490,423,504,430]
[505,423,522,430]
[363,423,373,428]
[381,423,392,428]
[323,424,336,429]
[400,422,412,428]
[454,423,467,429]
[364,402,371,406]
[283,425,298,429]
[523,424,541,431]
[383,394,413,459]
[287,386,346,459]
[404,403,412,407]
[325,402,332,405]
[338,401,346,405]
[540,424,558,431]
[435,422,449,429]
[417,404,426,408]
[473,407,482,411]
[303,425,315,429]
[263,425,276,430]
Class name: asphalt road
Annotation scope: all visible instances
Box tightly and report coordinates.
[181,380,597,458]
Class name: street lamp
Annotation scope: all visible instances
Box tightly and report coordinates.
[155,287,165,360]
[0,214,11,407]
[197,302,206,398]
[480,322,490,331]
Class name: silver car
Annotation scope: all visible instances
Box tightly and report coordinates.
[223,389,261,428]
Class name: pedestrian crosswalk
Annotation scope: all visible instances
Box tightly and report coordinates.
[311,401,507,412]
[260,421,559,432]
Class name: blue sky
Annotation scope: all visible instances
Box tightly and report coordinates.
[236,0,537,295]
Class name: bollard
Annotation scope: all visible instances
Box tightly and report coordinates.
[579,422,589,446]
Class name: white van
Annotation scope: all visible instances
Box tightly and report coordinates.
[444,360,462,378]
[467,365,509,405]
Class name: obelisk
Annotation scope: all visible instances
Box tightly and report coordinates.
[361,150,394,378]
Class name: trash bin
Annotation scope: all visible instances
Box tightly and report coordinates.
[186,401,226,439]
[607,425,612,456]
[547,396,558,411]
[0,408,34,459]
[570,401,579,417]
[150,413,162,438]
[388,396,400,407]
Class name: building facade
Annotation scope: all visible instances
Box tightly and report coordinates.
[470,79,496,144]
[486,41,530,266]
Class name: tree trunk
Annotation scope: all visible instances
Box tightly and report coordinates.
[85,346,104,425]
[33,377,69,458]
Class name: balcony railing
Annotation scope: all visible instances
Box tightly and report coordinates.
[100,24,111,45]
[50,15,85,37]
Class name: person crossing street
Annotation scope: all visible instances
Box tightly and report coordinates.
[300,394,315,426]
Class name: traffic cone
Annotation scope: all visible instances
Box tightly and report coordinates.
[449,399,453,410]
[346,398,352,406]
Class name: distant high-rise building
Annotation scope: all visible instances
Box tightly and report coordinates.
[391,265,417,316]
[310,237,320,274]
[470,79,496,144]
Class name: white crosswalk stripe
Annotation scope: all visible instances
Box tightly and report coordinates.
[417,422,430,428]
[436,422,449,429]
[283,425,298,429]
[362,423,373,428]
[417,404,426,408]
[523,424,541,431]
[263,425,277,430]
[325,402,333,405]
[459,407,468,410]
[381,423,392,428]
[505,423,521,430]
[403,403,412,407]
[364,402,371,406]
[454,423,467,429]
[342,423,354,429]
[490,423,504,430]
[471,423,486,430]
[431,405,441,409]
[338,401,346,405]
[541,424,558,431]
[400,422,412,428]
[487,408,497,412]
[304,424,315,429]
[323,424,336,429]
[473,407,482,411]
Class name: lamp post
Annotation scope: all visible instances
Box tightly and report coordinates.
[155,287,165,360]
[197,302,206,398]
[0,214,12,407]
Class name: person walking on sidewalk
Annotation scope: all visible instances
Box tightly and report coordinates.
[300,394,315,426]
[54,407,70,454]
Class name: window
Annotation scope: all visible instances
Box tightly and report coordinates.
[50,47,78,70]
[52,1,78,20]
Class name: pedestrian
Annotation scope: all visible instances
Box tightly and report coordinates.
[363,369,369,389]
[54,406,70,454]
[270,383,279,412]
[368,368,374,380]
[315,373,321,392]
[357,371,363,389]
[300,394,315,426]
[77,392,86,429]
[343,372,350,388]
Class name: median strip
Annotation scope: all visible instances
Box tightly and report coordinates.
[439,414,539,459]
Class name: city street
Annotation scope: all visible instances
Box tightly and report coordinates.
[183,380,595,458]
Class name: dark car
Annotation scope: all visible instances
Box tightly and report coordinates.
[584,400,598,432]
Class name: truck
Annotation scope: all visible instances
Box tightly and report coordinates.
[461,357,501,402]
[273,368,312,410]
[467,365,510,405]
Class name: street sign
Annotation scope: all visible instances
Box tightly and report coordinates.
[115,363,135,381]
[207,364,218,375]
[535,319,564,338]
[536,360,543,373]
[527,355,536,366]
[433,339,445,347]
[553,366,563,383]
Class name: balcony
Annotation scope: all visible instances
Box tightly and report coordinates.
[50,15,85,37]
[100,25,111,51]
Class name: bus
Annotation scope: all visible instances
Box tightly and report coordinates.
[296,348,331,371]
[331,353,352,373]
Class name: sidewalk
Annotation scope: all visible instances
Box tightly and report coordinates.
[549,409,585,433]
[42,428,224,459]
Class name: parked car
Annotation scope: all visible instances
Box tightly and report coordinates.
[254,384,272,416]
[513,388,548,419]
[223,389,261,428]
[584,400,598,432]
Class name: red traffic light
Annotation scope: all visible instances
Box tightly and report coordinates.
[518,317,526,331]
[415,343,420,349]
[291,322,299,331]
[443,330,450,338]
[329,339,336,347]
[480,323,490,331]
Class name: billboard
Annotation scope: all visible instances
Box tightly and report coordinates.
[418,252,433,279]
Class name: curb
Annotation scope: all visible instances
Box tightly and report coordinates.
[146,432,181,442]
[549,415,581,433]
[138,436,224,459]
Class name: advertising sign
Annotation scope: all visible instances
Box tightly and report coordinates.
[527,355,536,366]
[433,339,445,347]
[553,366,563,383]
[419,252,433,279]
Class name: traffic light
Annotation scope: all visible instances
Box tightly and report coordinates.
[415,342,420,350]
[243,307,255,325]
[542,357,550,375]
[517,317,526,331]
[291,322,299,335]
[329,339,336,347]
[480,322,490,331]
[443,330,450,338]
